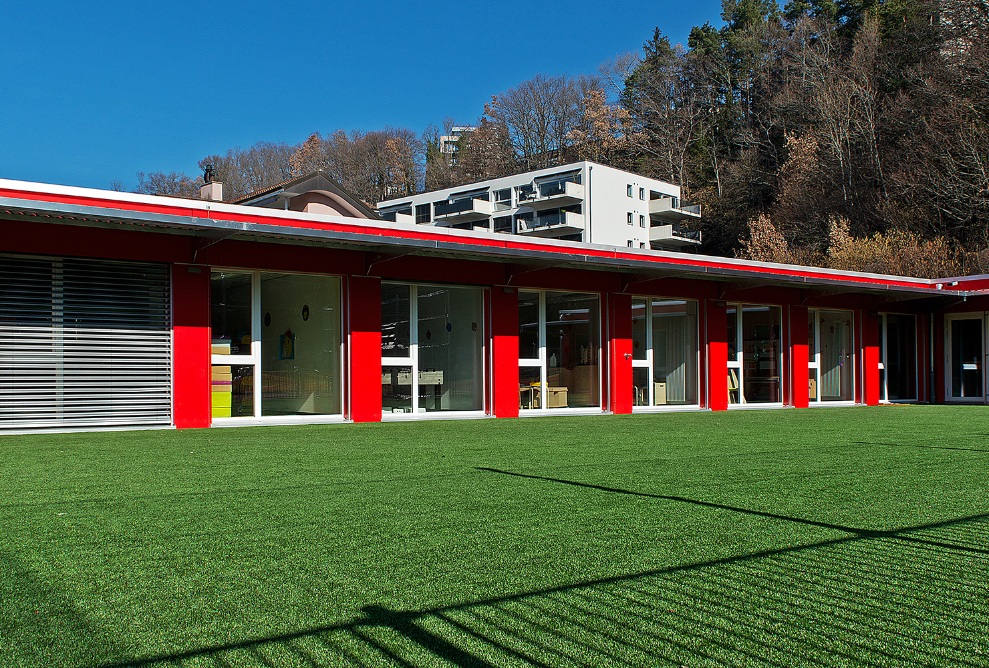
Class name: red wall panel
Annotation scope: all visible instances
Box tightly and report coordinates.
[706,300,729,411]
[348,276,382,422]
[172,264,211,428]
[609,293,633,414]
[861,311,881,406]
[789,306,810,408]
[491,287,520,418]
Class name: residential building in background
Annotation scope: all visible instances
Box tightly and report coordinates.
[377,161,702,251]
[438,126,475,164]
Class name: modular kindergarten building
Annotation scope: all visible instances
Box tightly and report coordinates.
[1,177,988,432]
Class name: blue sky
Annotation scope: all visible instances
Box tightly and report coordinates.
[0,0,725,191]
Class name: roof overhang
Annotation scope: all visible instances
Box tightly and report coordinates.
[2,179,986,301]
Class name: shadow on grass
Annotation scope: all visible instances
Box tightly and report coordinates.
[94,470,989,668]
[1,551,122,666]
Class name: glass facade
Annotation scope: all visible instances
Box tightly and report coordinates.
[210,271,342,420]
[259,273,342,416]
[632,297,698,407]
[807,309,857,403]
[728,304,782,404]
[381,283,485,414]
[518,291,600,410]
[949,317,983,399]
[882,314,917,401]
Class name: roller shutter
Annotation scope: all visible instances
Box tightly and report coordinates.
[0,254,171,430]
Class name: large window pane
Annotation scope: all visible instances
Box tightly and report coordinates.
[727,306,738,362]
[545,292,600,408]
[417,286,484,411]
[227,365,254,417]
[518,291,540,360]
[632,367,649,406]
[886,314,917,401]
[652,299,697,404]
[819,310,853,401]
[260,273,341,416]
[210,272,252,355]
[382,366,413,413]
[519,366,541,409]
[382,284,411,358]
[631,297,647,361]
[741,305,781,403]
[950,318,983,398]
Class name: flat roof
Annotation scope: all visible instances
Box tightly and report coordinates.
[1,178,985,298]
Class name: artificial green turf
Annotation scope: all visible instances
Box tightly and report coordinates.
[1,406,987,667]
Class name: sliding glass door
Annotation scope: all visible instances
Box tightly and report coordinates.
[946,315,984,401]
[518,291,600,411]
[631,297,698,408]
[381,283,485,415]
[879,314,917,402]
[727,304,782,404]
[808,309,854,403]
[210,270,342,421]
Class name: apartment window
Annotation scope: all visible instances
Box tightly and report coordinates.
[493,188,512,211]
[493,216,512,234]
[627,212,633,225]
[639,187,645,200]
[414,203,431,224]
[639,215,646,227]
[627,184,633,197]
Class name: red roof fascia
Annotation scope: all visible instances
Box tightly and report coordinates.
[0,185,935,292]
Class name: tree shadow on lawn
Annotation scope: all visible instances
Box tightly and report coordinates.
[1,551,124,666]
[92,470,989,667]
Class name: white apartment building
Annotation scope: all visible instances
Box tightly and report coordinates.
[376,161,702,250]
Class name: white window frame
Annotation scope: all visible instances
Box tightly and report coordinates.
[807,309,856,405]
[727,303,784,407]
[944,312,987,403]
[210,269,345,426]
[631,297,700,412]
[519,290,603,415]
[381,282,488,420]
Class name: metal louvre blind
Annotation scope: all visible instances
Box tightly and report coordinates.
[0,255,171,430]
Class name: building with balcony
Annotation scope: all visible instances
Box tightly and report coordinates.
[377,161,703,251]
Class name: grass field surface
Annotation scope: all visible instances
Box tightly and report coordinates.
[1,406,987,666]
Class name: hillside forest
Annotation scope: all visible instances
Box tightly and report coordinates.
[135,0,989,277]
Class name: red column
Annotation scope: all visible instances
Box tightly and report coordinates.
[933,312,945,404]
[706,300,728,411]
[862,311,881,406]
[609,293,633,414]
[348,276,382,422]
[491,286,520,418]
[790,305,810,408]
[172,264,211,428]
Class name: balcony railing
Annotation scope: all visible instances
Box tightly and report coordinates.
[649,224,702,248]
[649,197,702,221]
[433,198,492,224]
[520,181,585,210]
[518,210,584,236]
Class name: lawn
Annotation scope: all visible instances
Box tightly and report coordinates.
[1,406,987,667]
